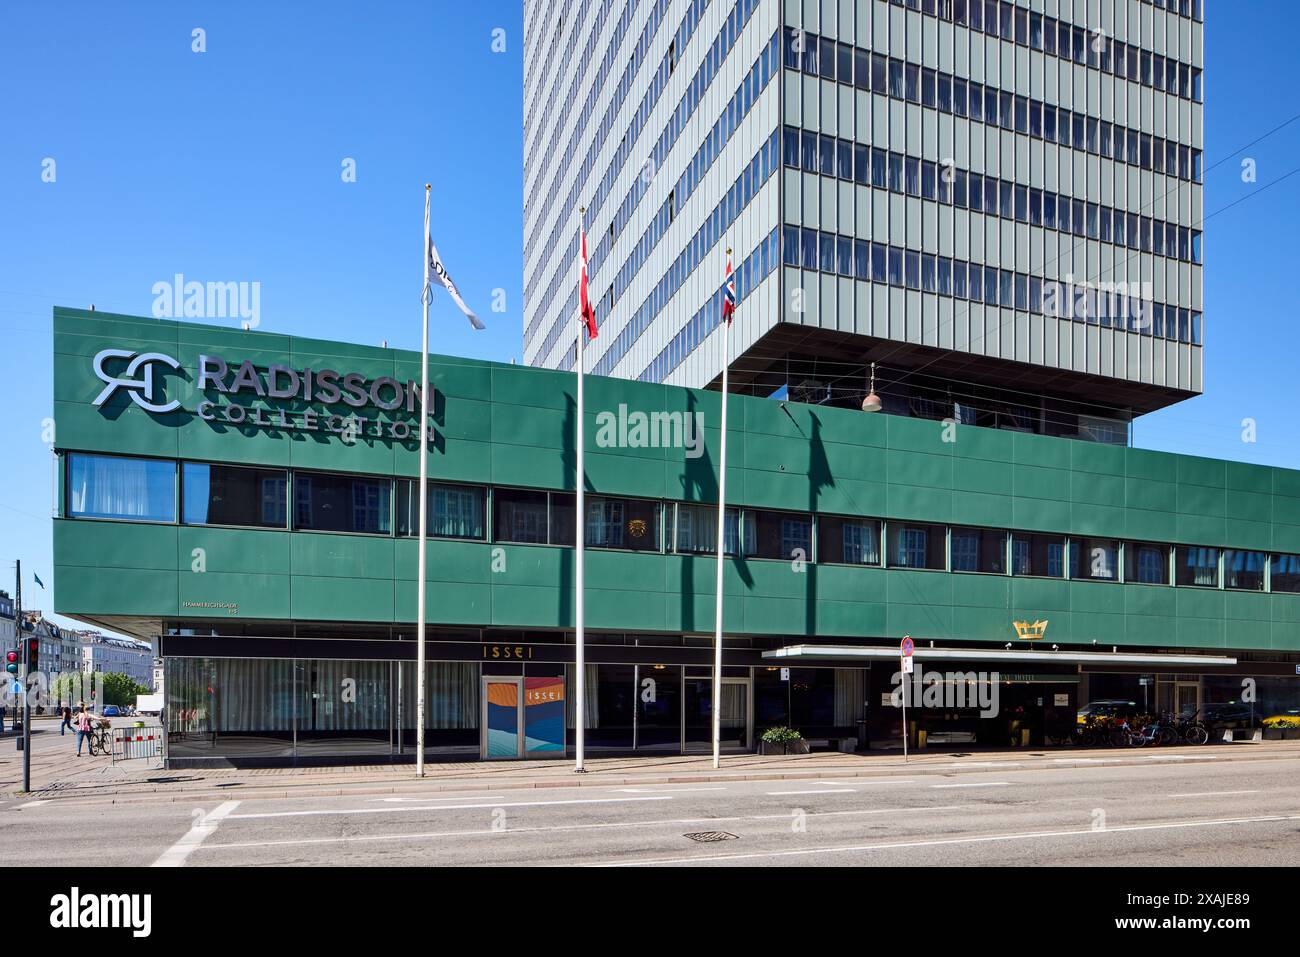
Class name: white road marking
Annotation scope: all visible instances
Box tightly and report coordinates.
[1053,757,1122,763]
[228,795,673,820]
[18,800,50,809]
[1145,754,1220,761]
[592,814,1300,867]
[797,780,915,787]
[930,781,1010,789]
[612,787,729,793]
[197,805,972,852]
[1168,789,1260,798]
[376,795,506,802]
[151,801,241,867]
[943,762,1021,768]
[766,788,857,795]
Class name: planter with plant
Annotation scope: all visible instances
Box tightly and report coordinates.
[759,726,808,755]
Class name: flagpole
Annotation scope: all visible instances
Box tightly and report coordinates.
[574,207,587,773]
[416,184,431,778]
[712,248,732,771]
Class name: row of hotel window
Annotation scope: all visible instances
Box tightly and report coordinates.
[567,28,780,376]
[582,31,778,375]
[64,454,1299,593]
[783,126,1203,265]
[784,30,1205,184]
[781,223,1203,344]
[529,0,757,348]
[897,1,1202,69]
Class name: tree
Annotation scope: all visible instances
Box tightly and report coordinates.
[100,672,151,708]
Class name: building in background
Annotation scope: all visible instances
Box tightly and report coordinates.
[77,630,153,688]
[0,591,14,660]
[523,0,1203,444]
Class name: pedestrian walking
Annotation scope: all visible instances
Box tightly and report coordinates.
[60,704,72,736]
[74,705,93,756]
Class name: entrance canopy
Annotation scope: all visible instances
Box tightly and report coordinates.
[761,645,1238,667]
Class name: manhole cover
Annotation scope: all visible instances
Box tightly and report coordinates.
[684,831,739,843]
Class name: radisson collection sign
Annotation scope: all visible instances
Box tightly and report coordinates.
[92,348,431,442]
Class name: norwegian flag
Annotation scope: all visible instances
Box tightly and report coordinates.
[722,253,736,324]
[578,224,598,340]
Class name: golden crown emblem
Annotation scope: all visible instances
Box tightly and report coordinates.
[1012,619,1049,640]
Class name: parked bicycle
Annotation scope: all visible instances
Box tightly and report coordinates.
[1133,710,1210,746]
[1173,710,1211,745]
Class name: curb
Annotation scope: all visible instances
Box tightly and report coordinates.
[11,743,1292,807]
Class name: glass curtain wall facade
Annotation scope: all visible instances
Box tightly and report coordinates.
[165,653,869,761]
[523,0,784,386]
[524,0,1204,438]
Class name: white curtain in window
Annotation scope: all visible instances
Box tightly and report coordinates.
[70,455,170,519]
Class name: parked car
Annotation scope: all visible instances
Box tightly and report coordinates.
[1076,699,1140,727]
[101,705,121,717]
[1198,702,1261,730]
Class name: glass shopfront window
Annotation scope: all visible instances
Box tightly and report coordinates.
[67,453,175,522]
[819,516,881,565]
[182,462,287,528]
[634,663,681,749]
[167,656,480,760]
[887,522,945,569]
[570,663,636,749]
[1125,542,1170,584]
[950,527,1007,573]
[293,471,391,534]
[1176,546,1220,587]
[396,480,486,539]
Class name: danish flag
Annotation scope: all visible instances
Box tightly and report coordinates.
[722,253,736,324]
[578,224,598,340]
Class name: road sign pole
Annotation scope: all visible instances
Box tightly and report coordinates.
[17,560,29,792]
[901,656,908,764]
[900,635,914,765]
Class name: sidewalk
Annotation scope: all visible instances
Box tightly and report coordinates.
[8,732,1300,805]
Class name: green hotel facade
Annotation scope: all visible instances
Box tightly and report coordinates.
[52,307,1300,765]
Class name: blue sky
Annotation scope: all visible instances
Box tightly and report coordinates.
[1,1,1297,631]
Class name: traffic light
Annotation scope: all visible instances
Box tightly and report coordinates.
[25,637,38,671]
[4,651,17,675]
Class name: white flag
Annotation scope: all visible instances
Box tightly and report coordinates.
[425,233,485,330]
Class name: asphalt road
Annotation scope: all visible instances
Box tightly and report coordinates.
[3,755,1298,867]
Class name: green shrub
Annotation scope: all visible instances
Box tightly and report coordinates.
[761,726,803,743]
